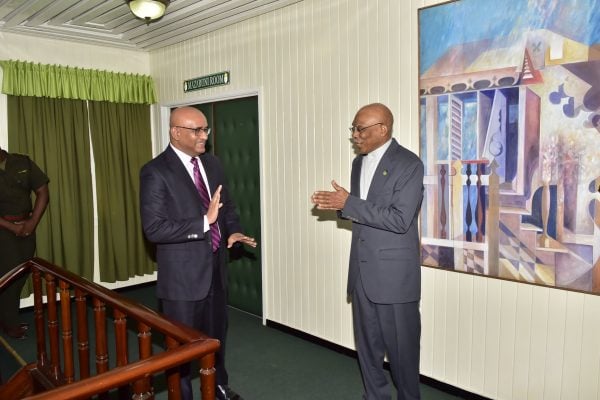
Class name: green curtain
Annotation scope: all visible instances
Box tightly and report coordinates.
[0,60,156,105]
[7,96,94,280]
[2,59,157,284]
[88,101,155,282]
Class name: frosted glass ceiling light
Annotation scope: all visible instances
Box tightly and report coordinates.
[127,0,170,23]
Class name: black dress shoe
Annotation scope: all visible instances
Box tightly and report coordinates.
[216,385,243,400]
[3,325,27,340]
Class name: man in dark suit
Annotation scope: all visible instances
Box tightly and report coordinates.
[311,103,424,400]
[140,106,256,400]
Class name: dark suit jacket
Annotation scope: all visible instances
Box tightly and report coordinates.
[342,139,424,304]
[139,146,242,301]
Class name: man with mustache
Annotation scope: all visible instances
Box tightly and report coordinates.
[312,103,424,400]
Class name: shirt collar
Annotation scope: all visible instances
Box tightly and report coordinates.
[170,143,198,165]
[366,138,392,160]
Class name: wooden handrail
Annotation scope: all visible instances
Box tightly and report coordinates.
[23,342,216,400]
[1,258,206,343]
[0,257,220,400]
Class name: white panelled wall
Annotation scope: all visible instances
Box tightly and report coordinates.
[149,1,600,399]
[1,0,599,399]
[151,0,420,346]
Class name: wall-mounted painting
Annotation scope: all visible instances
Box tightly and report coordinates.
[418,0,600,293]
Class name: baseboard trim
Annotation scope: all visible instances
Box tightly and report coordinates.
[266,319,491,400]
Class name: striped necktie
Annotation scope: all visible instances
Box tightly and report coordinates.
[191,157,221,252]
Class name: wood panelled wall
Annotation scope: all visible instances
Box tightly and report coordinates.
[150,1,600,399]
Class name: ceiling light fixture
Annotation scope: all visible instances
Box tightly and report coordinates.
[127,0,170,23]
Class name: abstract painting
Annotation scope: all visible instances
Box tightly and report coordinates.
[418,0,600,293]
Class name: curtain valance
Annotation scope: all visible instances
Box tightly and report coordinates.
[0,60,156,105]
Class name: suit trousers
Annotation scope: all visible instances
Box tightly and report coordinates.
[352,272,421,400]
[161,248,228,400]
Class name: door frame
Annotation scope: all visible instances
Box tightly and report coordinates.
[157,89,267,322]
[157,89,261,151]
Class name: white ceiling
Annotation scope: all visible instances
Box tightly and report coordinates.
[0,0,301,51]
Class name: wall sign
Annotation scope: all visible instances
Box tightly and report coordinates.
[184,71,230,92]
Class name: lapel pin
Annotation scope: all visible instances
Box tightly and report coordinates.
[383,170,388,176]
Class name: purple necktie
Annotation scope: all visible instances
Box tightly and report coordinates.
[191,157,221,252]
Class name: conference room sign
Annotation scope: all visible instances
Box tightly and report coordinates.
[184,71,230,93]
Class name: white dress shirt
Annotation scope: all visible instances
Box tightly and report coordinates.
[360,138,392,200]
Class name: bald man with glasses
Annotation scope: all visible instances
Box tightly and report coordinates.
[140,106,256,400]
[312,103,424,400]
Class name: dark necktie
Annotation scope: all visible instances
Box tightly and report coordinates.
[191,157,221,252]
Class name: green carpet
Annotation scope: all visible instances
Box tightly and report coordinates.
[1,283,465,399]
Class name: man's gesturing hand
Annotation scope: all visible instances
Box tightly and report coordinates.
[207,185,223,224]
[311,180,349,210]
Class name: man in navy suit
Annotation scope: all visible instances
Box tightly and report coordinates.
[140,106,256,400]
[312,103,424,400]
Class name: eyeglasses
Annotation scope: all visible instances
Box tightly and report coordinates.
[348,122,383,134]
[175,126,211,136]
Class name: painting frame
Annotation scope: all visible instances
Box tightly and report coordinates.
[417,0,600,294]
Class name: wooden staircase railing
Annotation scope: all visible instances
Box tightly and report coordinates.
[0,257,219,400]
